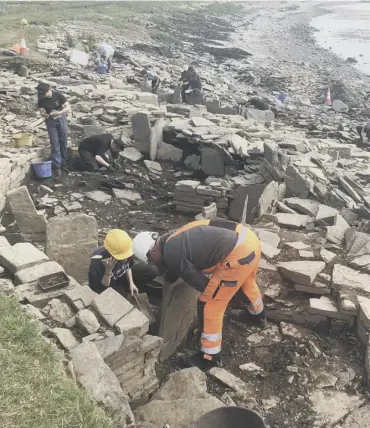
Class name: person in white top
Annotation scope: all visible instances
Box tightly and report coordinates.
[96,43,115,72]
[141,69,161,94]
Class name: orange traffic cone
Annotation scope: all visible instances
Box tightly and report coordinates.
[325,87,332,106]
[20,33,28,55]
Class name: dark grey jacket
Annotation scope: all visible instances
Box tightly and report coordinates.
[161,222,237,292]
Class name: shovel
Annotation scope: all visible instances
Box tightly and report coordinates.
[132,293,156,325]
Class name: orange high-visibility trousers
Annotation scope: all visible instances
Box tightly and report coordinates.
[198,226,262,355]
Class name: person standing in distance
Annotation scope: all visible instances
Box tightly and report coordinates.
[37,83,71,178]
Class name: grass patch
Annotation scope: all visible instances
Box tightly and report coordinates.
[0,296,119,428]
[0,1,191,50]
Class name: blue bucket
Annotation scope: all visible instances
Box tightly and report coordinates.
[97,63,108,74]
[32,161,52,179]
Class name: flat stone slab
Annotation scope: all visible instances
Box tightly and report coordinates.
[175,180,200,192]
[46,214,98,283]
[294,283,331,295]
[76,309,100,334]
[64,286,97,310]
[191,117,215,127]
[286,241,311,250]
[144,160,162,175]
[208,367,250,393]
[279,322,312,340]
[115,307,149,337]
[278,261,326,286]
[316,205,339,221]
[120,147,144,162]
[0,243,49,274]
[320,248,336,264]
[18,276,81,308]
[92,288,134,327]
[70,342,135,427]
[274,213,312,229]
[254,229,280,248]
[332,264,370,296]
[0,236,10,247]
[43,298,74,323]
[309,296,351,321]
[326,215,350,245]
[299,250,314,258]
[261,242,281,259]
[95,334,126,360]
[349,255,370,273]
[342,406,370,428]
[14,261,64,285]
[309,390,364,427]
[52,327,79,350]
[358,296,370,328]
[6,185,47,236]
[284,198,320,217]
[112,189,142,202]
[247,324,282,346]
[85,190,112,203]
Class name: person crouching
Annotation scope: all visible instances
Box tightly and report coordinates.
[78,133,125,171]
[89,229,158,297]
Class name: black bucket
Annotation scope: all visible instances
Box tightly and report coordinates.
[193,407,266,428]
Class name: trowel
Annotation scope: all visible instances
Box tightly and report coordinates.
[132,293,156,325]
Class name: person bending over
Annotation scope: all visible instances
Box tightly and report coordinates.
[78,133,124,171]
[96,43,115,72]
[132,219,265,369]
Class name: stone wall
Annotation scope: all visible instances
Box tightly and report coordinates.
[0,238,163,427]
[0,146,47,213]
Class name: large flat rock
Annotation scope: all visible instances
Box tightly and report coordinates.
[284,198,320,217]
[273,213,312,229]
[134,368,224,428]
[14,261,64,285]
[208,367,250,393]
[6,185,47,238]
[309,390,364,427]
[0,243,49,274]
[64,286,97,310]
[92,288,133,327]
[332,264,370,296]
[316,204,339,221]
[278,261,326,286]
[342,406,370,428]
[254,229,280,248]
[326,215,350,245]
[159,278,199,362]
[309,296,351,321]
[71,342,135,427]
[115,307,149,337]
[46,214,98,282]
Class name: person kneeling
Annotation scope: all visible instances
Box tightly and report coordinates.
[89,229,158,296]
[78,133,124,171]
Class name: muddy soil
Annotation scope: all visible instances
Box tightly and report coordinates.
[158,313,366,428]
[26,163,190,245]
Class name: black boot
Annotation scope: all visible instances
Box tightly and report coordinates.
[242,309,267,327]
[54,167,62,178]
[179,352,221,370]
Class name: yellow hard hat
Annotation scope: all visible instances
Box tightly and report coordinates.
[104,229,133,260]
